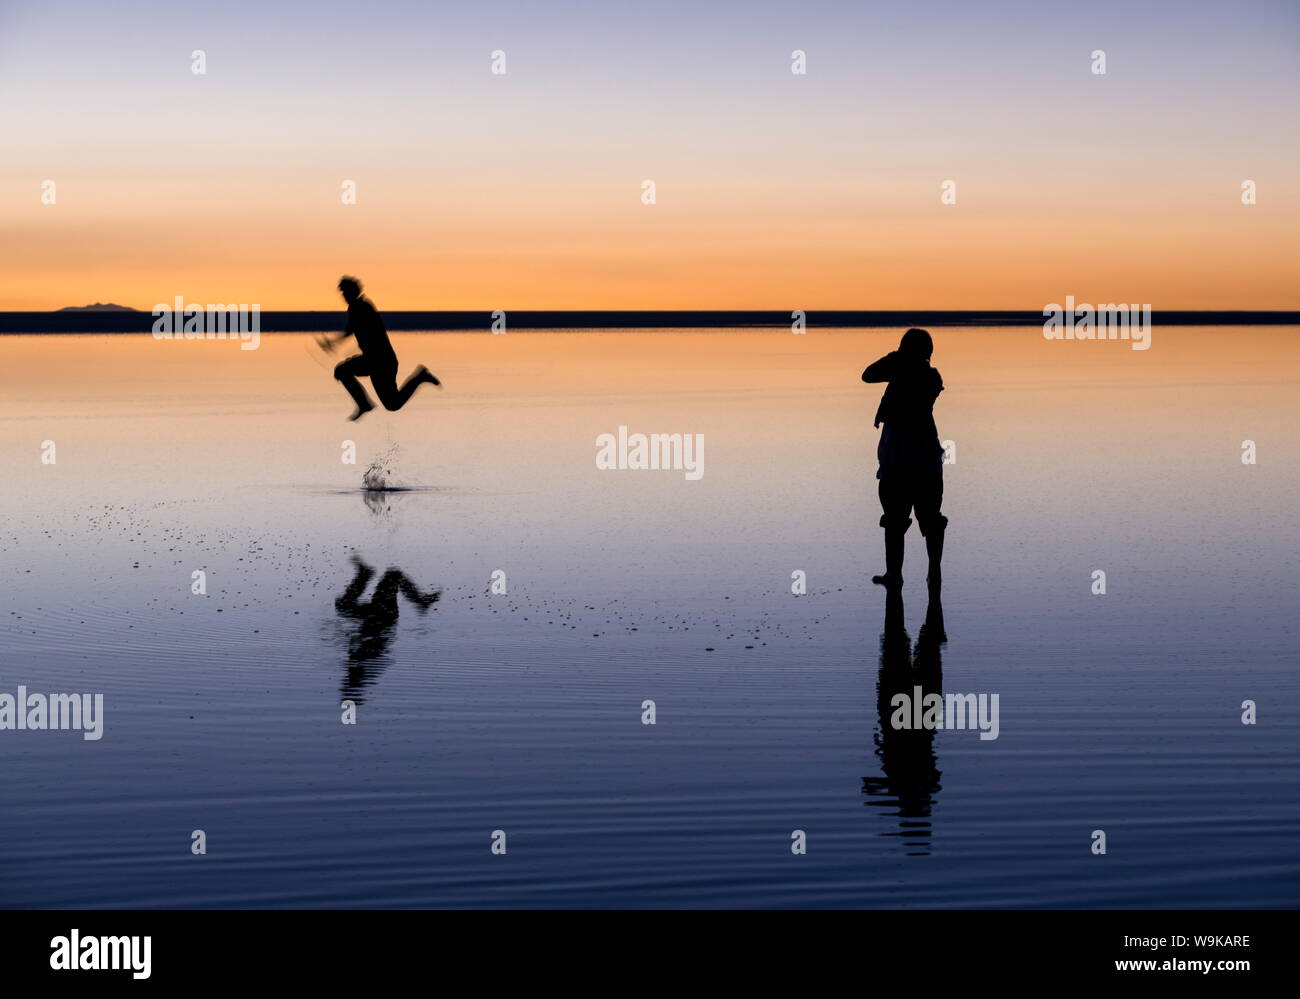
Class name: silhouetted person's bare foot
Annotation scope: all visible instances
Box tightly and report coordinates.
[872,572,902,588]
[414,365,441,388]
[348,400,374,421]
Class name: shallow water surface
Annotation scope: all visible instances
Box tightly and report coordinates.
[2,328,1298,907]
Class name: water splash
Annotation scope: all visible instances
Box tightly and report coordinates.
[362,443,402,492]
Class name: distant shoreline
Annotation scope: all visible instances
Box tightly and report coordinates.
[2,310,1297,334]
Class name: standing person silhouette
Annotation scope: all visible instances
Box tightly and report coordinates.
[318,276,440,421]
[862,328,947,589]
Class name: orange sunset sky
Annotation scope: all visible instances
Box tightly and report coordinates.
[2,0,1297,311]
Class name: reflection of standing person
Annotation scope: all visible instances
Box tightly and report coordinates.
[862,586,945,853]
[862,328,947,588]
[318,276,440,421]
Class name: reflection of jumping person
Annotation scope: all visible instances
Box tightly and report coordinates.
[862,328,947,589]
[318,276,440,421]
[334,554,441,702]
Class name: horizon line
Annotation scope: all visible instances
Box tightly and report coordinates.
[13,307,1300,314]
[4,308,1299,334]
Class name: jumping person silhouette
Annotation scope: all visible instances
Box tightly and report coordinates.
[318,276,440,421]
[862,328,947,589]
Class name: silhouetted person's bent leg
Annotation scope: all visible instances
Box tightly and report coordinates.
[334,355,375,421]
[335,554,375,616]
[392,572,442,610]
[370,363,440,412]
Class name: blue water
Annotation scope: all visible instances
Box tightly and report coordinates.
[2,329,1297,908]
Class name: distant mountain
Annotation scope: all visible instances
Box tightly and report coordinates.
[56,303,139,312]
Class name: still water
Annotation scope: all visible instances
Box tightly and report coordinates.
[1,327,1297,907]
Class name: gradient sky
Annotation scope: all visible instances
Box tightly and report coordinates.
[1,0,1297,309]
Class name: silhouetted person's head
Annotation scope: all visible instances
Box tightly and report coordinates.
[338,275,363,304]
[898,327,933,362]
